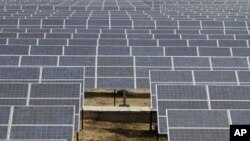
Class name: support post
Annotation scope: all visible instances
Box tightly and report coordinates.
[76,132,79,141]
[114,89,116,106]
[119,89,129,107]
[81,109,84,130]
[149,111,152,131]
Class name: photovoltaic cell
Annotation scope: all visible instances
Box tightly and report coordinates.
[168,129,229,141]
[0,84,28,98]
[10,126,73,141]
[42,67,84,79]
[0,107,10,124]
[0,126,7,139]
[209,86,250,100]
[167,110,229,128]
[97,78,134,88]
[230,110,250,125]
[0,67,40,80]
[30,84,81,98]
[12,106,74,124]
[97,67,133,77]
[156,85,207,100]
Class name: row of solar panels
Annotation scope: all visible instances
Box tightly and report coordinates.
[155,85,250,140]
[1,33,250,40]
[1,45,250,56]
[0,82,83,140]
[0,10,248,15]
[0,106,75,140]
[0,11,249,18]
[149,70,250,109]
[2,28,249,35]
[1,14,249,21]
[0,83,82,132]
[1,11,248,18]
[0,2,248,9]
[0,67,250,89]
[163,109,249,141]
[0,38,249,47]
[1,55,250,68]
[0,19,249,28]
[152,1,250,140]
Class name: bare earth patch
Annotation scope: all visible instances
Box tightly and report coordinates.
[80,93,164,141]
[75,119,166,141]
[85,97,150,106]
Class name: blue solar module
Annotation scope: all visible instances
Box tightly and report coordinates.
[168,129,229,141]
[42,67,84,80]
[0,106,74,141]
[21,56,57,66]
[1,0,250,140]
[0,56,19,65]
[0,84,28,98]
[0,107,10,124]
[10,126,73,140]
[0,67,40,80]
[0,126,8,139]
[12,106,74,124]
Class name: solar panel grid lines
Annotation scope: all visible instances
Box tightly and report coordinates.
[165,109,250,141]
[166,109,231,141]
[156,84,250,134]
[0,83,82,132]
[150,69,250,109]
[0,105,75,141]
[0,0,250,140]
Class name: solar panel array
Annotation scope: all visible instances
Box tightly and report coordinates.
[0,0,250,140]
[0,106,75,141]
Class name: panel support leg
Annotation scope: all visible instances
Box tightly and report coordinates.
[81,109,84,130]
[149,111,153,131]
[114,89,116,106]
[76,132,79,141]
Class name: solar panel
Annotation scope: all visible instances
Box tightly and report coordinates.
[0,83,82,132]
[173,57,209,68]
[167,110,229,128]
[168,129,229,141]
[1,0,250,140]
[21,56,57,66]
[150,70,248,109]
[166,110,230,141]
[0,106,74,141]
[0,84,28,98]
[194,71,237,83]
[0,126,8,139]
[97,67,134,77]
[0,107,10,124]
[97,78,134,89]
[164,47,197,56]
[132,47,163,56]
[230,110,250,125]
[64,46,96,55]
[10,126,72,140]
[59,56,95,66]
[0,45,29,55]
[30,46,63,55]
[12,106,74,124]
[157,85,207,100]
[42,67,84,80]
[156,84,250,134]
[0,67,40,80]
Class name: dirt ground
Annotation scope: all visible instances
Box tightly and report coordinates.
[84,97,150,106]
[79,93,166,141]
[75,119,166,141]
